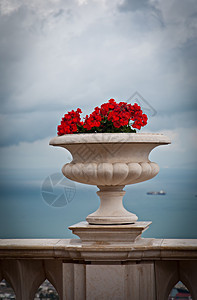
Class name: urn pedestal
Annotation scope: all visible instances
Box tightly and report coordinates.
[69,221,152,246]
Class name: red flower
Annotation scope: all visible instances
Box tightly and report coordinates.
[57,108,83,135]
[57,99,148,135]
[83,107,102,130]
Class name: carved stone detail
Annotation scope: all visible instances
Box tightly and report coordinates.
[62,161,159,186]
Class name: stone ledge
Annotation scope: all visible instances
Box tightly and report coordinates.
[0,238,197,261]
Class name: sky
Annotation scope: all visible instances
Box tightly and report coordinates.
[0,0,197,188]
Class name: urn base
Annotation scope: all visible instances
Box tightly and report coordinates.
[86,213,138,225]
[86,185,138,225]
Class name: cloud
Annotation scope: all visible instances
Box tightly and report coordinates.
[0,110,61,146]
[149,127,197,170]
[0,0,196,160]
[118,0,150,12]
[0,137,72,170]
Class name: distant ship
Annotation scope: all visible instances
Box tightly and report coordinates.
[147,190,166,195]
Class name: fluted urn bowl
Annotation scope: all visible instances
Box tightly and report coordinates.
[50,133,170,224]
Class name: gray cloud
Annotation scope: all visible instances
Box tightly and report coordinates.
[118,0,150,12]
[0,0,196,148]
[118,0,165,27]
[53,8,65,18]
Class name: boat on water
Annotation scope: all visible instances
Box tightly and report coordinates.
[147,190,166,195]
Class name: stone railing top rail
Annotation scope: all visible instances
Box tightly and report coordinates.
[0,239,197,261]
[1,238,197,250]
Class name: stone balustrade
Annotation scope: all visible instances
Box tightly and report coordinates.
[0,237,197,300]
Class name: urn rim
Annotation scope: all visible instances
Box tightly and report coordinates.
[49,132,171,146]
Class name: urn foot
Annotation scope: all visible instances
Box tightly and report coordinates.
[86,185,138,225]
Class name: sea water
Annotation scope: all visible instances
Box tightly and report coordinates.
[0,168,197,239]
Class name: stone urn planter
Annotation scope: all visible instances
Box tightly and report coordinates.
[50,133,170,225]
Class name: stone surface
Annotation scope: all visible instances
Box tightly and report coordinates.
[49,132,171,146]
[69,221,151,245]
[1,238,197,299]
[1,238,197,259]
[86,186,138,224]
[62,161,160,186]
[50,133,171,225]
[127,262,155,300]
[86,265,125,300]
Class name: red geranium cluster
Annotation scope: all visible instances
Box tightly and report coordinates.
[57,99,148,135]
[57,108,83,135]
[83,107,102,131]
